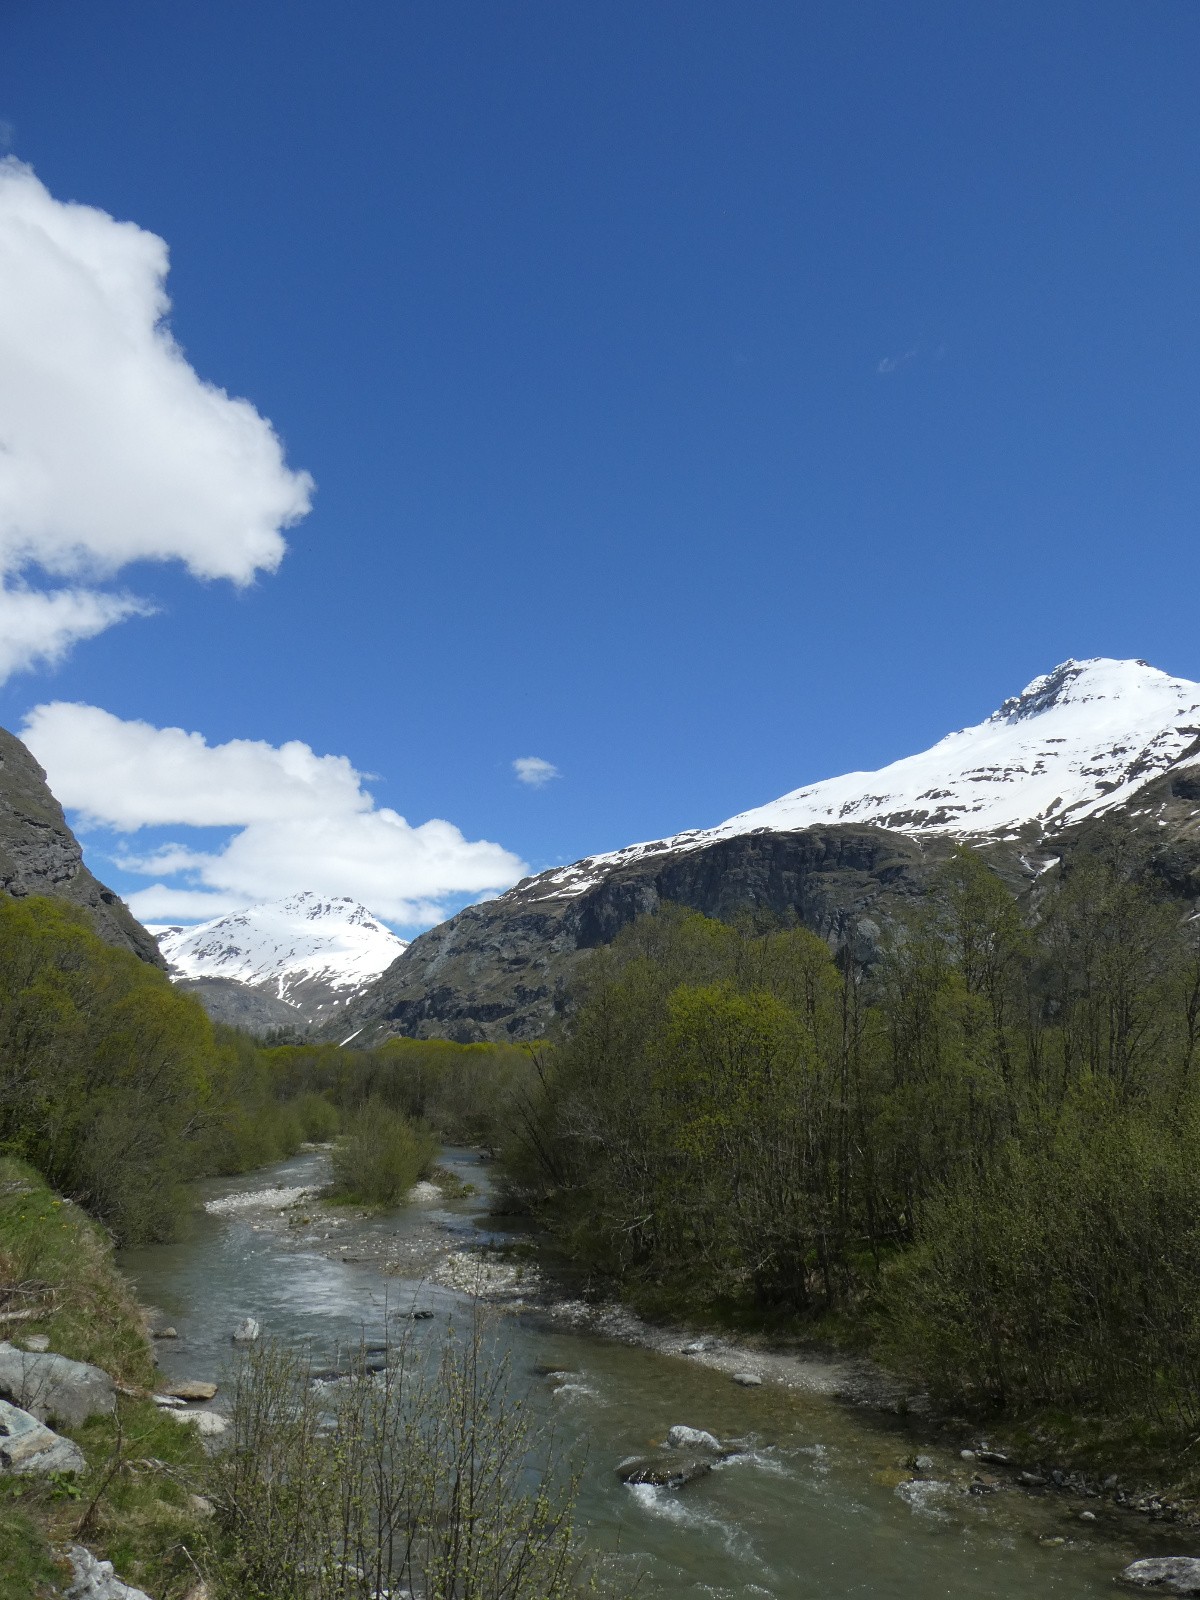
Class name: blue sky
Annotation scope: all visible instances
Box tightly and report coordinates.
[2,2,1199,930]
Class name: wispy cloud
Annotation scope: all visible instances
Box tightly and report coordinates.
[876,347,918,376]
[513,756,560,788]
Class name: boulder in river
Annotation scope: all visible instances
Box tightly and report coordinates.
[165,1380,217,1402]
[232,1317,261,1344]
[616,1451,713,1490]
[1121,1558,1200,1594]
[64,1543,152,1600]
[0,1340,114,1429]
[666,1424,722,1453]
[0,1397,85,1476]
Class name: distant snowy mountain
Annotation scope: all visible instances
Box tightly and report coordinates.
[152,892,407,1025]
[536,658,1200,897]
[334,657,1200,1046]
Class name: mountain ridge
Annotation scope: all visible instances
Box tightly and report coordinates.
[333,658,1200,1045]
[153,892,407,1032]
[0,724,163,966]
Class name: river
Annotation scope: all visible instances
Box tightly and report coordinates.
[119,1147,1175,1598]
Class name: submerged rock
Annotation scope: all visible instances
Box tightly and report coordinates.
[0,1341,115,1429]
[616,1451,713,1489]
[64,1544,152,1600]
[1122,1558,1200,1594]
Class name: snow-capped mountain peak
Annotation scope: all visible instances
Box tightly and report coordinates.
[532,658,1200,899]
[151,891,407,1013]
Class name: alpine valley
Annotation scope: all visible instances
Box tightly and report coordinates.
[6,657,1200,1046]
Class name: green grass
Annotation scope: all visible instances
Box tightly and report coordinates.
[0,1155,213,1597]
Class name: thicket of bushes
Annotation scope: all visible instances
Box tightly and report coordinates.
[502,842,1200,1440]
[0,897,314,1244]
[329,1099,438,1204]
[0,897,532,1242]
[263,1035,536,1145]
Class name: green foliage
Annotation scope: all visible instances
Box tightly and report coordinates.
[329,1098,437,1205]
[263,1035,537,1146]
[883,1091,1200,1431]
[504,849,1200,1442]
[0,897,217,1242]
[0,1506,58,1600]
[0,899,331,1242]
[0,1156,212,1597]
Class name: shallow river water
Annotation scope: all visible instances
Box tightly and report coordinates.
[119,1149,1175,1598]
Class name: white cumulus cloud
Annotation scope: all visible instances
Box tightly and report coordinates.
[0,158,313,678]
[513,756,560,788]
[23,702,527,928]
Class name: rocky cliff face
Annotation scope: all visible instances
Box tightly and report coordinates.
[332,826,1020,1045]
[0,726,163,966]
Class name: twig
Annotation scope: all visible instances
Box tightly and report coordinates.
[73,1410,124,1540]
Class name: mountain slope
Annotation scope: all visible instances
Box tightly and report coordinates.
[534,659,1200,899]
[153,892,407,1030]
[0,725,163,966]
[336,658,1200,1045]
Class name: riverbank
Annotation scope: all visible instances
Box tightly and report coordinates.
[0,1155,212,1600]
[215,1147,1200,1547]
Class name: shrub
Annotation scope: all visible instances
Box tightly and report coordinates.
[329,1099,436,1205]
[882,1095,1200,1431]
[294,1091,339,1142]
[207,1317,592,1600]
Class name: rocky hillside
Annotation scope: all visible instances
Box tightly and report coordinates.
[153,892,407,1033]
[333,658,1200,1044]
[0,725,162,966]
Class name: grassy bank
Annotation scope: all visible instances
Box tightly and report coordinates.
[0,1155,210,1600]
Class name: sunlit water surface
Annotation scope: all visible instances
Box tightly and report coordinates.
[120,1149,1166,1598]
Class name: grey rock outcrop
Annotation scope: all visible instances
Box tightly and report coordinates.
[0,1396,85,1475]
[333,825,976,1045]
[65,1545,153,1600]
[0,1340,115,1429]
[171,974,304,1035]
[0,726,162,966]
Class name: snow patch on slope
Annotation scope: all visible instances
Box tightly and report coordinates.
[532,660,1200,899]
[151,892,407,1009]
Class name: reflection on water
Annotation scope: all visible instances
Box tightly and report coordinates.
[120,1149,1159,1599]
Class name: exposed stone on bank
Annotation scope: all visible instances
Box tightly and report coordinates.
[64,1544,153,1600]
[0,1340,115,1429]
[0,1396,85,1475]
